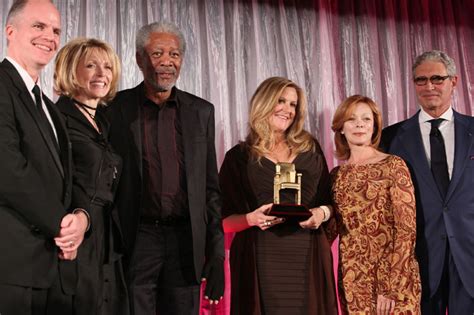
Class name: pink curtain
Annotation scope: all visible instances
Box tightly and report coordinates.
[1,0,471,169]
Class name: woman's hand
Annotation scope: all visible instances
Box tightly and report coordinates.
[54,211,88,254]
[299,207,325,229]
[58,249,78,260]
[377,294,395,315]
[246,203,285,230]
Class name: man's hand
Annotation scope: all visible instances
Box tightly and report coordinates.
[54,211,88,255]
[201,256,224,305]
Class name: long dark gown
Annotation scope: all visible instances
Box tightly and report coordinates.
[219,141,338,315]
[57,96,129,315]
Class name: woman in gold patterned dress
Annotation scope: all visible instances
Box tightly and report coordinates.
[328,95,421,314]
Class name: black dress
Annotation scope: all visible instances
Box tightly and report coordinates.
[219,142,338,315]
[57,96,129,315]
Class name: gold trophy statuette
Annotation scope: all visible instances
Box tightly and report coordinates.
[270,162,310,218]
[274,162,301,204]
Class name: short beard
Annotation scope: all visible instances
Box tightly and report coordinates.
[145,76,175,93]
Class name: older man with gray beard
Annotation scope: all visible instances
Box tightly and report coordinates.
[105,21,224,315]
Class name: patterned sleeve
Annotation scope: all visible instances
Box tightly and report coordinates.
[380,156,419,301]
[325,166,342,244]
[310,141,339,244]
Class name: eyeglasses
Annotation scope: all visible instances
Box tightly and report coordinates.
[413,75,451,86]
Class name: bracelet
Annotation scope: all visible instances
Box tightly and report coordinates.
[72,208,91,232]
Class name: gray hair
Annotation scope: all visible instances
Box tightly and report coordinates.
[136,21,186,57]
[412,50,457,78]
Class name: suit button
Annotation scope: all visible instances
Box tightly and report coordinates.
[443,206,448,211]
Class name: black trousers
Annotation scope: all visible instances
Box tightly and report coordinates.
[128,222,200,315]
[0,277,73,315]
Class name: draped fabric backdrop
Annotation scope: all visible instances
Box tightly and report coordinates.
[2,0,473,314]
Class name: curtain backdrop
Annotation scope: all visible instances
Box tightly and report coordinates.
[2,0,473,314]
[1,0,472,167]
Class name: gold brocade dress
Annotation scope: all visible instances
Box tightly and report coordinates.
[330,155,421,314]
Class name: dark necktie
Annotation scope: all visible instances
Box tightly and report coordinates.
[32,85,57,146]
[429,118,449,198]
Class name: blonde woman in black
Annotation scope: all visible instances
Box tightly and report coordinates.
[54,38,128,315]
[220,77,338,315]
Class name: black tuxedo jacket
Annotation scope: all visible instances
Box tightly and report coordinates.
[106,83,224,282]
[381,110,474,298]
[0,59,74,291]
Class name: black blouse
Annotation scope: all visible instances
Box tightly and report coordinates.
[56,96,121,210]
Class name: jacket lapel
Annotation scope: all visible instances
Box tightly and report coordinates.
[122,89,143,179]
[44,98,65,178]
[177,91,197,176]
[398,113,441,197]
[446,111,474,201]
[3,60,64,177]
[58,96,98,136]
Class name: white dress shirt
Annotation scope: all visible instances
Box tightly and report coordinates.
[6,56,58,141]
[418,107,455,179]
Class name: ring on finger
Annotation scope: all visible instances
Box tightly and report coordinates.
[69,241,74,247]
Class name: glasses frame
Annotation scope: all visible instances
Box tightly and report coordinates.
[413,75,452,86]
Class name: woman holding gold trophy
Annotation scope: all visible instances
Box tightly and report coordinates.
[220,77,338,314]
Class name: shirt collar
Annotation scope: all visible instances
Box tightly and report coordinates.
[419,106,453,124]
[141,85,179,108]
[6,56,39,93]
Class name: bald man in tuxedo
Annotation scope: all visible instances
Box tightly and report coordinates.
[0,1,89,314]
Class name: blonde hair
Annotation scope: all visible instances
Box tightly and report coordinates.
[54,37,121,104]
[331,95,383,160]
[246,76,314,160]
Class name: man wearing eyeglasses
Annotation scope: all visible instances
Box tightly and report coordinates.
[381,50,474,314]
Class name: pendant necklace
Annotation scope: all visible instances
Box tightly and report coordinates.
[73,98,96,120]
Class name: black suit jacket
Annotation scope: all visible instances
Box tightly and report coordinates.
[381,110,474,298]
[0,59,74,291]
[106,83,224,282]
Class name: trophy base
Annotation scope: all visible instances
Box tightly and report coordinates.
[269,203,311,219]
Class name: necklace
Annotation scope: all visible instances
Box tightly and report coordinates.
[73,98,97,120]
